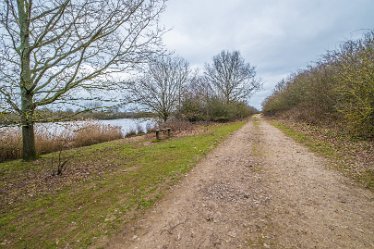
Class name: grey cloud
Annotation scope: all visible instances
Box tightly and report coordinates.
[161,0,374,109]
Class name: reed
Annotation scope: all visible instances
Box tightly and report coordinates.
[0,123,123,162]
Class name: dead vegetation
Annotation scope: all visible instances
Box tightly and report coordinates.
[72,124,122,147]
[0,123,123,162]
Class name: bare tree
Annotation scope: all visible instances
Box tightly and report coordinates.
[0,0,165,160]
[204,50,261,103]
[128,55,190,122]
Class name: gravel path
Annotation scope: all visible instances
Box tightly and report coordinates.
[105,116,374,249]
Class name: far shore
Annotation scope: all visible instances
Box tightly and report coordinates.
[0,111,157,126]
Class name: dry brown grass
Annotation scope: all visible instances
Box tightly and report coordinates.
[72,124,122,147]
[0,123,122,162]
[0,130,22,161]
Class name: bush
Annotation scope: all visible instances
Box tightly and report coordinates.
[263,31,374,138]
[179,98,206,122]
[333,35,374,137]
[180,97,257,122]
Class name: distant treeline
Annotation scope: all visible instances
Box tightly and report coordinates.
[68,111,156,120]
[0,110,156,125]
[263,31,374,139]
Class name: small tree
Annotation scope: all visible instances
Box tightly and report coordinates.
[205,50,261,103]
[128,55,191,122]
[0,0,165,160]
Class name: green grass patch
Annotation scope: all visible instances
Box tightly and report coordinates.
[270,120,374,190]
[271,121,337,158]
[0,121,245,249]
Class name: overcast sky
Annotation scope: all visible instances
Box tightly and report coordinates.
[160,0,374,109]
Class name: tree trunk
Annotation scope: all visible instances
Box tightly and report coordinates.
[163,114,168,122]
[20,97,37,161]
[21,92,36,161]
[18,0,36,160]
[22,122,36,161]
[161,111,169,122]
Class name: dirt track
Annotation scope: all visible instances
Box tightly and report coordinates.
[105,116,374,249]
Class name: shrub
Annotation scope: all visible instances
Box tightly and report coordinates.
[180,97,257,122]
[263,31,374,138]
[179,98,206,122]
[333,35,374,137]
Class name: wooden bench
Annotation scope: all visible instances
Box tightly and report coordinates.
[155,128,171,140]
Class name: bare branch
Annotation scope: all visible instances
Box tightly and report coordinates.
[127,55,191,121]
[204,50,261,103]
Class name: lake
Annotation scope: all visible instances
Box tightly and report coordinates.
[0,118,157,138]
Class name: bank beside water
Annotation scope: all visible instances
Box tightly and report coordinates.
[0,121,245,249]
[0,118,156,136]
[0,118,156,162]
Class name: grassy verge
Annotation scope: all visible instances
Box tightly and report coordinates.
[270,121,337,158]
[0,121,245,249]
[270,120,374,190]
